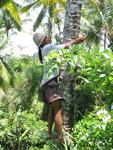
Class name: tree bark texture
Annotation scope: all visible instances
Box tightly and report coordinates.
[63,0,82,41]
[61,0,83,146]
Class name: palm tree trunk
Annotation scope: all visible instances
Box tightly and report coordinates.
[63,0,82,41]
[61,0,83,145]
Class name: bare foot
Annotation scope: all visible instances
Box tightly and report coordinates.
[54,136,64,144]
[47,134,53,140]
[48,134,57,140]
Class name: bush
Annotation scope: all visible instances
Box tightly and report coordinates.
[72,107,113,150]
[0,108,48,150]
[45,45,113,121]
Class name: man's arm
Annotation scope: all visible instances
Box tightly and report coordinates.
[64,33,85,48]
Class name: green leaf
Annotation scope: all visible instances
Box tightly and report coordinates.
[3,0,21,25]
[102,53,110,59]
[0,0,10,8]
[21,2,37,13]
[33,6,47,31]
[78,76,90,83]
[19,128,30,142]
[99,74,106,78]
[0,60,11,90]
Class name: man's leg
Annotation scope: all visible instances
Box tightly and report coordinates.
[51,100,63,141]
[48,108,54,138]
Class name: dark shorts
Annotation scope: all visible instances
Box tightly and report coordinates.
[42,78,64,104]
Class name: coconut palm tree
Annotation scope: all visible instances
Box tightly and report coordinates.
[61,0,84,146]
[63,0,83,41]
[61,0,113,145]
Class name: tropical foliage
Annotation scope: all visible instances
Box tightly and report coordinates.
[82,0,113,49]
[0,57,64,149]
[44,43,113,120]
[1,45,113,149]
[22,0,66,34]
[0,0,22,90]
[72,107,113,150]
[1,0,113,149]
[0,0,21,35]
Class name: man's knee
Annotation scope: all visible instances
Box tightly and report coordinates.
[51,100,62,112]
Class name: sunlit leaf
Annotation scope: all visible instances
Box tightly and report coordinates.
[0,60,11,90]
[3,0,21,25]
[21,2,37,13]
[102,53,110,59]
[111,62,113,66]
[99,74,106,78]
[33,6,47,31]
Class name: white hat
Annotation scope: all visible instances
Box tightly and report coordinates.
[33,32,47,47]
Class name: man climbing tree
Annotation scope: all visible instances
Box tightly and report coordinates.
[33,32,85,143]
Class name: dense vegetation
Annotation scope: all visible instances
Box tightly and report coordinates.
[1,0,113,149]
[0,45,113,149]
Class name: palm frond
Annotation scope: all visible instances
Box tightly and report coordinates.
[33,6,47,31]
[82,0,113,47]
[5,9,21,31]
[0,0,9,8]
[3,0,21,26]
[0,30,8,50]
[13,1,23,10]
[103,0,113,32]
[21,2,37,13]
[0,59,11,91]
[58,0,66,7]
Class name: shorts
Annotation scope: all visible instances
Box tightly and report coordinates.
[42,78,64,104]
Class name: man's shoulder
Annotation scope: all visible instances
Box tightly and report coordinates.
[42,43,65,57]
[42,44,56,57]
[43,43,56,50]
